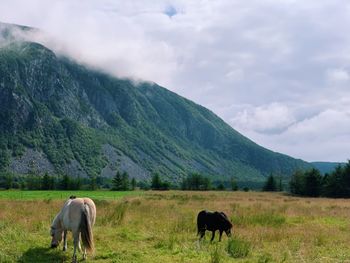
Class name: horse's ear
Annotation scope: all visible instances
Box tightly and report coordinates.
[69,195,76,199]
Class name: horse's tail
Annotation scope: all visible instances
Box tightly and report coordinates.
[80,203,94,253]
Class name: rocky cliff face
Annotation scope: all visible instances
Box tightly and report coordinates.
[0,22,311,183]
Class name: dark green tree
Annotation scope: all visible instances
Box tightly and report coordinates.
[60,174,70,190]
[160,181,170,190]
[26,174,41,190]
[112,171,123,190]
[121,171,130,191]
[289,169,322,197]
[216,182,225,191]
[151,172,162,190]
[131,178,137,190]
[341,161,350,195]
[278,175,283,191]
[41,173,51,190]
[201,177,211,190]
[181,173,211,190]
[231,177,238,191]
[89,176,97,190]
[304,168,322,197]
[322,167,342,197]
[0,149,9,172]
[137,180,150,190]
[0,172,13,189]
[289,170,305,195]
[69,176,81,190]
[263,174,277,191]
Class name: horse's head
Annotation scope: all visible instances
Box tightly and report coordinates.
[50,226,63,248]
[225,226,232,237]
[219,212,233,237]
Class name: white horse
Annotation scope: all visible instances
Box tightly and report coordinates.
[50,197,96,263]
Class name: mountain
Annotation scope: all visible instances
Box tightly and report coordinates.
[0,22,311,184]
[311,162,344,175]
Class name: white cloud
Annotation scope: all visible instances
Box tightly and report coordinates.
[1,0,350,162]
[241,110,350,162]
[225,68,245,82]
[326,68,350,83]
[231,103,296,134]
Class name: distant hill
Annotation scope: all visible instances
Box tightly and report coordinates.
[311,162,345,175]
[0,22,311,184]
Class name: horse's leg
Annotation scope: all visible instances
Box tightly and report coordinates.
[219,230,223,242]
[199,231,205,241]
[83,248,87,260]
[77,234,86,260]
[78,238,82,252]
[63,230,67,251]
[72,231,79,263]
[210,231,215,242]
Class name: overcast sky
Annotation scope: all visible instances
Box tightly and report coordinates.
[1,0,350,162]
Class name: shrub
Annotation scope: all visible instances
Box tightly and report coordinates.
[258,253,273,263]
[227,236,251,258]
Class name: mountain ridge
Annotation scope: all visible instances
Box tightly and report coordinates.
[0,22,311,183]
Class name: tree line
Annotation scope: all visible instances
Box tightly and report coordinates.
[261,161,350,198]
[4,162,349,196]
[0,172,84,190]
[289,162,350,197]
[0,170,243,191]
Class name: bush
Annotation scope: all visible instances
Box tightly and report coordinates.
[227,236,250,258]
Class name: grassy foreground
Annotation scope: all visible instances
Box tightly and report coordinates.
[0,190,141,200]
[0,191,350,262]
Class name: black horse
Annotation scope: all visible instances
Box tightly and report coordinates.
[197,210,232,241]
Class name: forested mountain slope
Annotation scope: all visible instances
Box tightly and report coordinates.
[0,22,310,183]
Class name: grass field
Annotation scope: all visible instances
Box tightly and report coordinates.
[1,190,350,262]
[0,190,142,200]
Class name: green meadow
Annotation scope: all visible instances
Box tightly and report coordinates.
[0,190,141,200]
[0,191,350,262]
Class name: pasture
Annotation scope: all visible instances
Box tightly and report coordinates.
[0,191,350,262]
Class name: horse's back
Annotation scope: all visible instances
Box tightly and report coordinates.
[72,198,96,225]
[197,210,230,231]
[62,198,96,229]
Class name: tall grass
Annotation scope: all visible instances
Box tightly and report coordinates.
[100,200,128,226]
[232,211,286,227]
[210,244,222,263]
[1,191,350,262]
[226,236,251,258]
